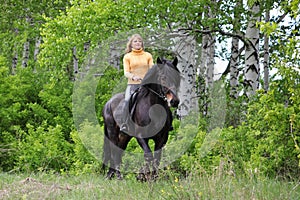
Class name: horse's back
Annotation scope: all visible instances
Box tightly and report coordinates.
[102,92,124,124]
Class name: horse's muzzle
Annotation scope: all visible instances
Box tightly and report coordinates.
[166,91,180,107]
[170,98,179,107]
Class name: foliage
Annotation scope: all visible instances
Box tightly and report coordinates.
[0,0,299,182]
[246,90,300,177]
[0,67,44,132]
[69,125,102,175]
[0,0,70,71]
[177,71,300,179]
[38,69,74,137]
[95,66,124,125]
[15,123,73,173]
[0,65,45,171]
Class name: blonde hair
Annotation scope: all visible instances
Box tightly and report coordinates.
[125,34,144,53]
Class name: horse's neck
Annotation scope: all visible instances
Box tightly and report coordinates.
[142,84,168,106]
[142,84,160,96]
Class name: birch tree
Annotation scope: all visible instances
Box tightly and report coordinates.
[0,0,70,73]
[229,0,243,99]
[21,40,30,68]
[263,8,270,92]
[199,1,217,88]
[244,1,261,97]
[171,31,197,117]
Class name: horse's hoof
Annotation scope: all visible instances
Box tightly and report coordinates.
[116,171,123,180]
[151,173,159,181]
[136,173,146,182]
[106,170,115,180]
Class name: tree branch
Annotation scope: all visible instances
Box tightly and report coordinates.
[177,27,250,47]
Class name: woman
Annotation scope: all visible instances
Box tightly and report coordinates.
[119,34,154,132]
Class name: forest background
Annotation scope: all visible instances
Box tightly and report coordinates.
[0,0,299,194]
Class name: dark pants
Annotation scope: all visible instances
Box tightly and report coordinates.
[120,84,140,130]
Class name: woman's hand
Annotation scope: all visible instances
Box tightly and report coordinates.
[132,76,142,81]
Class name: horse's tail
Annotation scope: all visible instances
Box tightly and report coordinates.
[101,92,124,174]
[101,123,111,173]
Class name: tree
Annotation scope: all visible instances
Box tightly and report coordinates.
[1,0,299,174]
[263,7,271,92]
[229,0,243,99]
[244,1,261,97]
[0,0,70,73]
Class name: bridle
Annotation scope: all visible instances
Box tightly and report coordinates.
[146,86,168,102]
[139,60,180,107]
[144,72,178,106]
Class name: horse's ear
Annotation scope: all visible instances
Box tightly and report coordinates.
[157,57,163,64]
[172,57,178,67]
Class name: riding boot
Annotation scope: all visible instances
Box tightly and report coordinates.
[120,100,130,132]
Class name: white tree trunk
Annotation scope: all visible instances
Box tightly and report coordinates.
[199,33,208,78]
[263,9,270,92]
[244,2,261,97]
[229,0,242,99]
[34,37,41,61]
[199,32,216,89]
[171,31,197,117]
[197,1,216,117]
[230,36,240,98]
[11,28,19,75]
[199,1,216,88]
[206,34,215,87]
[200,33,215,88]
[84,41,91,71]
[22,40,30,68]
[12,46,18,75]
[109,42,121,70]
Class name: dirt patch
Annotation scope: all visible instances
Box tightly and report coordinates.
[0,177,71,199]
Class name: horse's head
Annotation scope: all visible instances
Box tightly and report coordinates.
[141,57,181,107]
[156,57,181,107]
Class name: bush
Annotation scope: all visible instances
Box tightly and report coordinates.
[176,89,300,179]
[69,121,103,175]
[245,90,300,178]
[15,122,73,173]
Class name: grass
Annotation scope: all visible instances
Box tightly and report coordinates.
[0,171,299,200]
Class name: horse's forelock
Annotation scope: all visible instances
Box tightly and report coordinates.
[142,58,180,88]
[157,62,180,90]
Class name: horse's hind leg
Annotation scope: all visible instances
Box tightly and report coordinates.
[114,133,132,180]
[107,133,122,179]
[102,130,110,175]
[106,145,122,180]
[103,122,120,180]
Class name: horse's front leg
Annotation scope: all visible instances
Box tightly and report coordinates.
[136,137,153,181]
[152,131,169,179]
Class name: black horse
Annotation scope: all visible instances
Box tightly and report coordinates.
[102,57,180,181]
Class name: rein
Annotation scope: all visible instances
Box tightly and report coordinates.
[145,86,167,102]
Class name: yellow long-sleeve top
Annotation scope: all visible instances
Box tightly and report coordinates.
[123,48,153,84]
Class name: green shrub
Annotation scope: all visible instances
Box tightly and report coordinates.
[16,122,73,173]
[245,90,300,178]
[69,121,103,175]
[176,88,300,178]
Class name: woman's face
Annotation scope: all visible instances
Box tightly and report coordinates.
[131,37,143,50]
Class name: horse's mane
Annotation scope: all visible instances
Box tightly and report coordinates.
[141,58,180,88]
[141,64,159,86]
